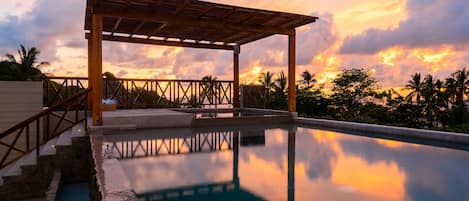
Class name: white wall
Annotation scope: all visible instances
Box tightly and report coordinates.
[0,81,43,133]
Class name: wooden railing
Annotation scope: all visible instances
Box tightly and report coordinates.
[43,77,234,108]
[0,89,91,169]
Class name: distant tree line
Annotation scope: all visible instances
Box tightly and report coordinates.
[258,68,469,133]
[3,45,469,133]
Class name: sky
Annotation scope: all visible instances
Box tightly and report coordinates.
[0,0,468,88]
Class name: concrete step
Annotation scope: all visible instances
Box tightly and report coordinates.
[56,130,73,147]
[71,123,86,138]
[2,137,59,179]
[2,151,38,177]
[0,123,86,186]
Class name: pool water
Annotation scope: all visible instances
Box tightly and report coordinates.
[56,183,90,201]
[102,125,469,201]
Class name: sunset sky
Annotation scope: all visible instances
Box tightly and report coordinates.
[0,0,468,88]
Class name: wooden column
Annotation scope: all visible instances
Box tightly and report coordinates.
[233,45,240,108]
[90,14,103,126]
[87,38,93,107]
[288,30,296,112]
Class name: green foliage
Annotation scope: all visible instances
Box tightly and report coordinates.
[0,45,48,81]
[330,68,377,119]
[258,67,469,134]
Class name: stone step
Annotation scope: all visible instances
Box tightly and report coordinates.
[56,130,73,147]
[2,137,59,179]
[0,123,86,186]
[71,123,86,138]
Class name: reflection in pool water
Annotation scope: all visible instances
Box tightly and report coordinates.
[103,126,469,201]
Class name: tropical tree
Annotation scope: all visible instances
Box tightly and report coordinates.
[300,70,316,90]
[453,68,469,106]
[258,72,275,92]
[445,76,458,104]
[406,73,424,103]
[331,68,377,119]
[1,45,49,81]
[273,72,287,94]
[420,75,447,127]
[201,75,218,104]
[443,68,469,125]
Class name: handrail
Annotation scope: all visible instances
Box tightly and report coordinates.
[44,76,234,108]
[44,76,234,83]
[0,88,91,169]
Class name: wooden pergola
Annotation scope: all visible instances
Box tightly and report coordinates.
[85,0,318,125]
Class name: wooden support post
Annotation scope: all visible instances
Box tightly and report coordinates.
[288,30,296,112]
[233,45,240,108]
[90,14,103,126]
[87,38,93,108]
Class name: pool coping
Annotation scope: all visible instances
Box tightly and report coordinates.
[296,117,469,145]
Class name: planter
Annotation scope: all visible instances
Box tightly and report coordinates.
[0,81,43,132]
[102,104,117,111]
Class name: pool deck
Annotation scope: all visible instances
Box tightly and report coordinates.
[297,117,469,145]
[93,108,294,131]
[102,109,195,129]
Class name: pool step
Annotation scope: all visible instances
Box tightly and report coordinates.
[0,123,85,186]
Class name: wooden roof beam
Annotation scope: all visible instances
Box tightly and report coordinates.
[129,21,145,37]
[93,7,294,35]
[86,33,235,50]
[110,17,122,36]
[197,6,214,18]
[146,23,166,39]
[174,0,190,15]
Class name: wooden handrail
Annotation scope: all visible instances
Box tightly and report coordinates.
[45,76,234,83]
[0,88,91,138]
[43,76,234,108]
[0,88,91,169]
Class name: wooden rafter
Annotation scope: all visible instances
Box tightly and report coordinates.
[86,33,234,50]
[129,21,146,37]
[93,7,294,35]
[86,0,317,48]
[146,23,166,39]
[110,18,122,36]
[197,6,214,18]
[174,0,190,15]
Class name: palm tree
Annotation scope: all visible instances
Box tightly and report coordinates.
[201,75,218,104]
[2,45,49,81]
[258,72,274,92]
[453,68,469,105]
[274,72,287,94]
[445,76,458,104]
[300,70,316,90]
[406,73,423,103]
[421,75,447,127]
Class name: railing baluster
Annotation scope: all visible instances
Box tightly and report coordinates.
[36,119,40,157]
[26,124,30,151]
[1,89,91,169]
[42,76,234,109]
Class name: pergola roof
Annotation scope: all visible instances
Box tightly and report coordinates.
[85,0,318,50]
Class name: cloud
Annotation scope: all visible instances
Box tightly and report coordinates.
[340,0,469,54]
[0,0,86,61]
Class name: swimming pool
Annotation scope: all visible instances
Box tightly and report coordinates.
[100,124,469,201]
